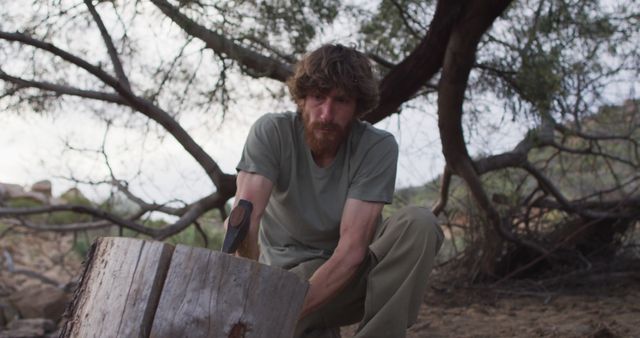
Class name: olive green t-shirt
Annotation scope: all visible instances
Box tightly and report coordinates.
[237,112,398,268]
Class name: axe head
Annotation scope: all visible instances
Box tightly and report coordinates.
[221,199,253,254]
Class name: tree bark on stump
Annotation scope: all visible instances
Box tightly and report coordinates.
[60,237,308,338]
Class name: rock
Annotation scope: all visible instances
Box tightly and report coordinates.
[0,181,51,205]
[571,323,595,336]
[0,298,20,327]
[59,188,90,205]
[0,185,48,205]
[0,328,43,338]
[0,183,25,201]
[8,318,55,332]
[9,285,70,321]
[623,99,638,114]
[30,181,52,198]
[0,318,55,338]
[590,325,618,338]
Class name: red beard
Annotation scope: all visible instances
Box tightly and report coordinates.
[302,114,351,158]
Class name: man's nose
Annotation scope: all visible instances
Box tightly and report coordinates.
[319,99,335,122]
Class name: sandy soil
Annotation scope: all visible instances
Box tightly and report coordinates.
[339,273,640,338]
[408,274,640,338]
[2,231,639,338]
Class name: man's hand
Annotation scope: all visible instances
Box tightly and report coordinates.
[224,171,273,260]
[299,198,383,318]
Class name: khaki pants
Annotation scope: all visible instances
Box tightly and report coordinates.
[291,206,444,338]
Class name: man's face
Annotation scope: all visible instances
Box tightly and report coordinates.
[301,88,357,158]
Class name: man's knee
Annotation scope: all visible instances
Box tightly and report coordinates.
[392,206,444,251]
[371,206,444,262]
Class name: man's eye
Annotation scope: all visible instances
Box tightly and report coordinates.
[336,96,353,104]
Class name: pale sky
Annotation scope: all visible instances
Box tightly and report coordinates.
[0,93,528,205]
[0,0,541,205]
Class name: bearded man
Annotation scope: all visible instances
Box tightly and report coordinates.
[229,44,443,338]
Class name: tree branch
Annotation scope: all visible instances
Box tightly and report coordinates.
[239,34,296,65]
[154,191,229,240]
[436,0,550,257]
[474,150,528,174]
[0,189,228,240]
[388,0,424,39]
[111,179,186,216]
[1,205,154,235]
[365,0,467,124]
[432,165,452,216]
[531,198,640,219]
[84,0,131,90]
[493,216,608,285]
[0,30,236,195]
[194,220,208,248]
[521,161,614,219]
[549,141,638,168]
[150,0,293,82]
[367,52,396,69]
[0,31,122,90]
[0,69,126,105]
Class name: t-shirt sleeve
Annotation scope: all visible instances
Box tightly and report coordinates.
[236,114,281,183]
[347,135,398,204]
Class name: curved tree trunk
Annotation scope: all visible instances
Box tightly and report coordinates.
[437,0,516,277]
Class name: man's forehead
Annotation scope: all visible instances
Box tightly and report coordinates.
[311,87,354,98]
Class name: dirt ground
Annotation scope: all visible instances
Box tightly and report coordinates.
[339,268,640,338]
[409,272,639,338]
[2,231,640,338]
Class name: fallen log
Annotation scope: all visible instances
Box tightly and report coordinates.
[60,237,308,338]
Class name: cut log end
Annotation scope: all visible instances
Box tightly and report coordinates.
[60,237,308,338]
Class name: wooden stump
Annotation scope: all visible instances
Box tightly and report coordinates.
[60,237,308,338]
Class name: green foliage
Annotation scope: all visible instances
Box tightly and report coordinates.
[5,188,226,255]
[532,103,639,200]
[138,209,226,250]
[98,192,141,218]
[5,197,93,224]
[476,0,638,120]
[60,189,92,206]
[68,221,226,259]
[353,0,639,137]
[164,224,225,251]
[256,0,339,54]
[179,0,340,56]
[1,0,637,277]
[385,181,440,218]
[391,101,639,264]
[443,102,639,219]
[359,0,432,65]
[514,45,563,112]
[72,232,93,258]
[5,197,44,208]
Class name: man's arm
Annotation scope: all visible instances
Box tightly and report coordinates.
[299,198,383,318]
[225,171,273,260]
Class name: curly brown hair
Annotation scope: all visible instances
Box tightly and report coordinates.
[287,44,379,117]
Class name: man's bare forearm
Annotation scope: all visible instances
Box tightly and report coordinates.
[299,244,366,318]
[229,171,273,260]
[299,199,382,318]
